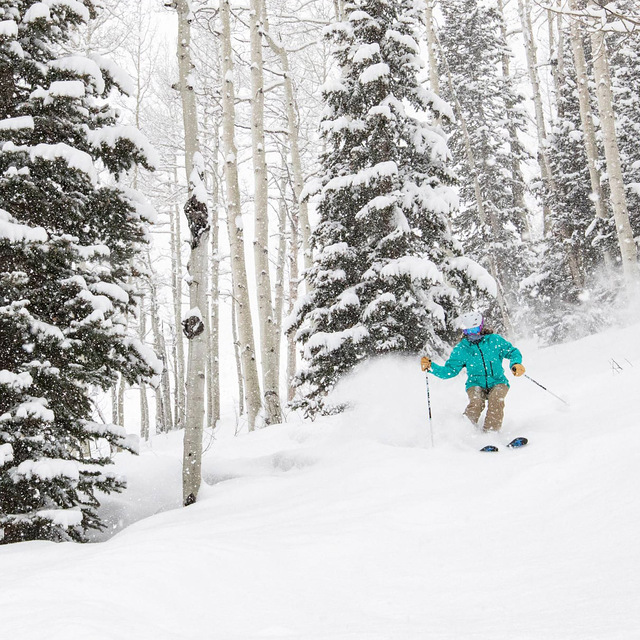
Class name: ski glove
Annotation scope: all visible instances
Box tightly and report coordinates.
[511,364,525,377]
[421,357,431,372]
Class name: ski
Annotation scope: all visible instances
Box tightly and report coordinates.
[480,437,528,452]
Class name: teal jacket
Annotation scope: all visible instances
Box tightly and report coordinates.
[430,333,522,390]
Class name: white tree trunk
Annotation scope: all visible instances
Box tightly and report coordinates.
[286,196,300,403]
[424,0,439,95]
[567,0,608,222]
[263,2,312,276]
[517,0,555,229]
[333,0,344,21]
[548,10,564,119]
[111,385,117,424]
[273,170,288,406]
[171,169,186,429]
[556,12,566,94]
[176,0,209,505]
[182,238,208,505]
[128,6,156,439]
[206,119,221,431]
[250,0,282,425]
[231,290,245,419]
[147,257,174,433]
[139,299,150,441]
[497,0,529,234]
[117,374,125,428]
[140,383,150,440]
[221,0,263,430]
[588,5,638,286]
[208,220,220,431]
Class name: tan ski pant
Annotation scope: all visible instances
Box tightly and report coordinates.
[464,384,509,431]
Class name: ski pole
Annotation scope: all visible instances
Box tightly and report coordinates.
[524,374,569,406]
[425,374,435,447]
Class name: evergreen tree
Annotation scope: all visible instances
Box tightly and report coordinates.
[523,40,614,343]
[0,1,160,543]
[437,0,533,325]
[288,0,494,415]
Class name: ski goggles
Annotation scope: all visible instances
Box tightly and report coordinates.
[462,326,482,336]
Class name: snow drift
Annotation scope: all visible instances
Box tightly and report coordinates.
[1,324,640,639]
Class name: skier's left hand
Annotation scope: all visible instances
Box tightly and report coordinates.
[511,364,525,377]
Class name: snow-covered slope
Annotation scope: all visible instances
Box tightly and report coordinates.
[2,325,640,639]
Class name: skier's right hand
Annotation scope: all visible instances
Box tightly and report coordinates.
[421,357,431,372]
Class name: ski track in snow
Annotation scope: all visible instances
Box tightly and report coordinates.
[2,325,640,639]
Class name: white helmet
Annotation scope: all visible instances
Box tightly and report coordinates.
[459,311,483,331]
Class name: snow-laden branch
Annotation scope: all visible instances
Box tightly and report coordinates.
[535,0,640,31]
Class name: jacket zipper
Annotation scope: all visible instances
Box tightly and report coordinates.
[475,343,489,389]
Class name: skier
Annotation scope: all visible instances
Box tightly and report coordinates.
[420,312,525,432]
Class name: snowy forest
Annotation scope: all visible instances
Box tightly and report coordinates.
[2,0,640,631]
[1,0,639,538]
[3,0,640,636]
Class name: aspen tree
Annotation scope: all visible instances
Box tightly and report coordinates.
[588,1,638,287]
[608,0,640,235]
[249,0,282,425]
[567,0,607,221]
[117,374,126,429]
[139,299,151,441]
[231,292,245,419]
[262,2,313,275]
[497,0,528,227]
[424,0,439,94]
[111,388,118,425]
[170,170,186,429]
[174,0,210,505]
[221,0,263,429]
[528,27,612,343]
[146,258,174,433]
[273,172,288,402]
[286,205,300,402]
[206,119,221,431]
[517,0,555,228]
[189,22,221,431]
[548,10,564,118]
[126,3,165,437]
